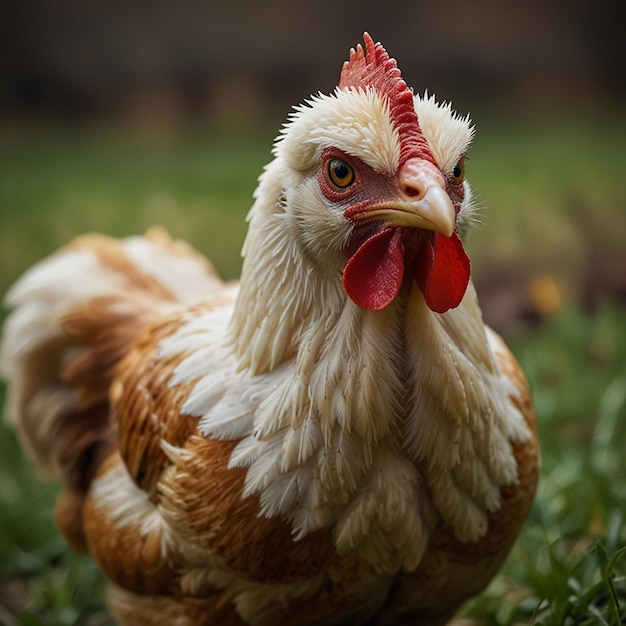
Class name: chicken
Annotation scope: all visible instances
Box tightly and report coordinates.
[1,34,539,626]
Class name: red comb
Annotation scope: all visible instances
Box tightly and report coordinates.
[339,33,401,93]
[339,33,434,166]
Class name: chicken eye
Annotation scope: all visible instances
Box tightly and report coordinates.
[327,158,355,189]
[450,158,465,185]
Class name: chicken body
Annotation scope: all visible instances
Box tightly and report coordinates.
[1,35,538,625]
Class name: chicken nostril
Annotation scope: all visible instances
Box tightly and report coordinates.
[402,184,424,200]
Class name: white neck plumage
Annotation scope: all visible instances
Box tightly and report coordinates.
[221,170,530,564]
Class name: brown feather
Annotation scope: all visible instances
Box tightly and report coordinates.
[107,585,246,626]
[54,488,89,553]
[83,453,178,595]
[159,435,336,586]
[114,311,206,496]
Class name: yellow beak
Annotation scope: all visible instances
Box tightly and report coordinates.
[352,158,456,237]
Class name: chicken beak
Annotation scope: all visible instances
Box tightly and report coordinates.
[382,185,456,236]
[351,158,457,237]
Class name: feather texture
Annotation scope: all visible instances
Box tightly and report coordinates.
[1,35,539,625]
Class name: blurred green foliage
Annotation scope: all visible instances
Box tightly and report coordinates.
[1,107,625,294]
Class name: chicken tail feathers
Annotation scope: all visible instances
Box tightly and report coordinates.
[1,227,223,491]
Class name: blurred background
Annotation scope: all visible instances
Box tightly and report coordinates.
[1,1,625,624]
[2,0,626,317]
[1,0,625,330]
[2,0,624,120]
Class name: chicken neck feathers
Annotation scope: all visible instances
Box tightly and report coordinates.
[1,34,539,626]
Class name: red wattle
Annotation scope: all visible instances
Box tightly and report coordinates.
[414,231,471,313]
[342,229,404,310]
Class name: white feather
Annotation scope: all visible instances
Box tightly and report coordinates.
[414,91,474,175]
[150,80,530,576]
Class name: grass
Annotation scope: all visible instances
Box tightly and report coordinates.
[0,124,273,289]
[0,110,625,624]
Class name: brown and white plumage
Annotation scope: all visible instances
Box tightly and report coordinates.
[1,35,539,625]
